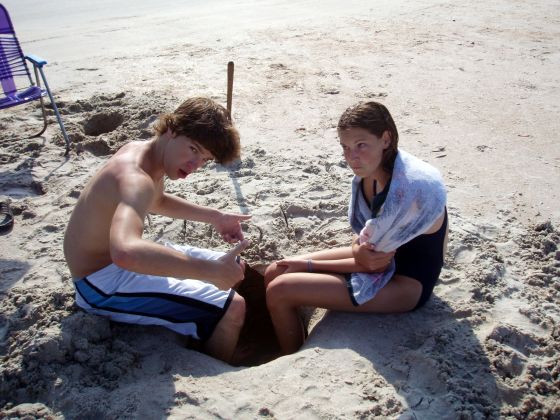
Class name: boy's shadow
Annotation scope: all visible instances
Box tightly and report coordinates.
[306,295,502,417]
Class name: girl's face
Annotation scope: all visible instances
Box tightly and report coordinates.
[339,127,391,179]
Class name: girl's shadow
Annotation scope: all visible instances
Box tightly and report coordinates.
[306,295,502,417]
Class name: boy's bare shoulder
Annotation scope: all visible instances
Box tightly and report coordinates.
[111,140,145,162]
[105,141,151,175]
[109,141,158,193]
[87,141,155,196]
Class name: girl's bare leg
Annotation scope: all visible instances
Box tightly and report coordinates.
[264,247,355,352]
[266,271,421,354]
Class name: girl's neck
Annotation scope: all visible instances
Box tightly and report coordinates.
[364,170,391,194]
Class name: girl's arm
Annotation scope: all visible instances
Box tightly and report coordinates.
[277,256,392,274]
[307,258,364,273]
[351,235,396,272]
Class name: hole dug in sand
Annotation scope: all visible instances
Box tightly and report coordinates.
[83,112,123,136]
[232,265,281,367]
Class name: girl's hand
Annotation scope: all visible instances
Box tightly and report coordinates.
[352,242,395,273]
[276,259,308,274]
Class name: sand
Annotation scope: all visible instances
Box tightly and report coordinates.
[1,0,559,418]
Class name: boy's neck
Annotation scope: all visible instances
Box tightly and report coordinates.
[145,134,169,180]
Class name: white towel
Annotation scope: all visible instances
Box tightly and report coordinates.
[347,149,447,305]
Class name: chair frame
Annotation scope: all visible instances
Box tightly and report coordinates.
[0,4,70,155]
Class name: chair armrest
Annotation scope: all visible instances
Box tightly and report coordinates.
[25,54,48,68]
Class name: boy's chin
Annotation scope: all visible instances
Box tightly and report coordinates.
[171,169,189,180]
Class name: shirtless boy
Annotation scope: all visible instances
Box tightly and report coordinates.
[64,97,250,363]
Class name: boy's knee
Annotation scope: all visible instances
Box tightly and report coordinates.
[223,293,246,328]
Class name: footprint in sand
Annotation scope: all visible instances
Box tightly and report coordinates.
[451,244,477,264]
[487,324,540,356]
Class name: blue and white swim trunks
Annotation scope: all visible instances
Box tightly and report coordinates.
[73,243,233,342]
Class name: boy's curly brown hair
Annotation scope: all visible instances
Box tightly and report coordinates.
[154,97,240,164]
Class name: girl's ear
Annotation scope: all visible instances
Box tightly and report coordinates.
[382,130,392,149]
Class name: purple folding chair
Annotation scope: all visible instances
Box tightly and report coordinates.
[0,4,70,155]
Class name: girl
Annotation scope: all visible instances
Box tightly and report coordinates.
[264,101,448,355]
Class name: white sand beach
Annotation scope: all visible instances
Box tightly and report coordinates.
[1,0,559,418]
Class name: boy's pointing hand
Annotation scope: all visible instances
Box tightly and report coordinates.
[213,212,252,243]
[214,239,250,289]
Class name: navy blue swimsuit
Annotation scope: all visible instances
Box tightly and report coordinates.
[394,208,447,309]
[354,179,447,309]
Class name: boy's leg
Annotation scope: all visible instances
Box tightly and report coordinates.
[165,242,250,363]
[74,258,243,362]
[203,292,246,363]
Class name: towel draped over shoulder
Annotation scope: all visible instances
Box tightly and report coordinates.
[347,149,447,305]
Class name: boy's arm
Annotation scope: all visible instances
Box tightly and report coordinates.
[151,189,251,242]
[109,175,246,289]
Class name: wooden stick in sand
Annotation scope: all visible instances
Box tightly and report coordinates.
[227,61,234,119]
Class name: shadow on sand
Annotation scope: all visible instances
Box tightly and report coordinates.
[0,264,500,419]
[305,295,501,418]
[0,264,276,419]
